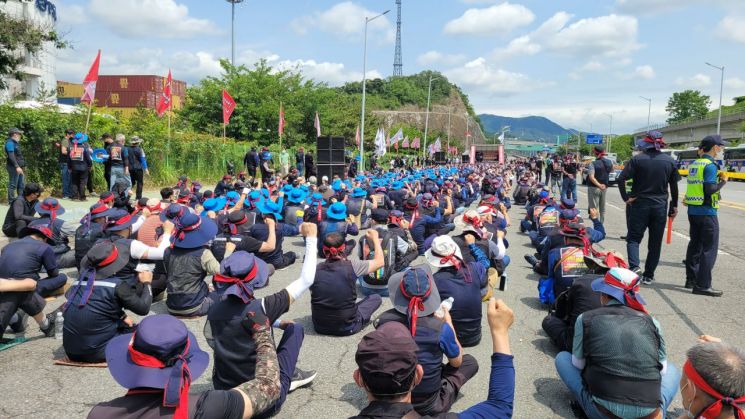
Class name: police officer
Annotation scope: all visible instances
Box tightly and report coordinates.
[616,131,680,285]
[684,135,727,297]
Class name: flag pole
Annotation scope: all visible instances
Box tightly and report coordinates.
[83,100,93,135]
[279,102,283,151]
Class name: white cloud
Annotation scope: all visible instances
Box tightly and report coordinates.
[493,13,640,60]
[725,77,745,89]
[630,65,656,79]
[444,2,535,36]
[716,16,745,43]
[89,0,221,39]
[416,51,467,66]
[445,57,550,96]
[274,59,380,86]
[581,61,606,72]
[291,2,394,43]
[56,0,88,27]
[615,0,745,16]
[675,73,712,88]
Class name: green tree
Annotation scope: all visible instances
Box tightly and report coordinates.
[0,3,67,90]
[666,90,711,124]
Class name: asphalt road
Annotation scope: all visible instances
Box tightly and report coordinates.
[1,180,744,418]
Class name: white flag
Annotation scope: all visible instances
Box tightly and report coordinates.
[390,128,404,145]
[433,137,442,152]
[498,132,505,143]
[375,128,387,157]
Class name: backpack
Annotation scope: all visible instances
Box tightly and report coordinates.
[359,228,396,286]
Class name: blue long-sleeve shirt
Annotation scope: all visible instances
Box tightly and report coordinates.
[410,207,442,254]
[469,243,491,271]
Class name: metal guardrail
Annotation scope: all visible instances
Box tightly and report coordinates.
[634,108,745,133]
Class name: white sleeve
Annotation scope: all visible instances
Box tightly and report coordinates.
[131,215,146,233]
[130,238,170,260]
[495,237,507,260]
[285,237,318,301]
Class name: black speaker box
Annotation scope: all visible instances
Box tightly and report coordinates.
[317,136,345,150]
[316,164,346,184]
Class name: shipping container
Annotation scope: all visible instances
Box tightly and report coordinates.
[57,97,81,105]
[97,75,162,92]
[95,90,157,108]
[171,95,182,109]
[57,81,84,98]
[98,107,139,118]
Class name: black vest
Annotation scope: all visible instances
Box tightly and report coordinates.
[75,223,105,270]
[582,304,662,407]
[592,157,613,186]
[310,260,358,335]
[128,146,144,170]
[165,247,209,313]
[63,276,125,357]
[30,217,69,255]
[208,295,263,390]
[376,309,445,396]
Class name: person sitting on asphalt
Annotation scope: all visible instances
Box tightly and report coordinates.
[426,235,489,347]
[528,198,562,249]
[0,277,57,341]
[28,197,77,269]
[303,192,327,225]
[62,241,154,363]
[74,202,117,270]
[388,180,409,209]
[352,297,515,419]
[250,199,297,270]
[520,190,551,233]
[402,197,442,255]
[318,202,359,257]
[0,224,68,299]
[541,253,619,352]
[555,267,680,419]
[282,188,307,227]
[375,264,478,416]
[205,223,320,416]
[89,312,282,419]
[310,229,384,336]
[678,338,745,419]
[163,212,220,317]
[2,182,41,238]
[345,187,369,229]
[362,209,418,280]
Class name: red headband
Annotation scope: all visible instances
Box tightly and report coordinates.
[91,205,109,215]
[398,275,432,337]
[99,194,114,204]
[40,202,59,221]
[128,334,192,419]
[322,244,346,260]
[684,360,745,419]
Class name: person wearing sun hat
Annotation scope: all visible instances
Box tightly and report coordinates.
[303,192,327,225]
[374,264,478,416]
[389,180,408,208]
[402,196,442,255]
[74,201,118,270]
[426,235,488,347]
[211,209,273,266]
[249,198,297,270]
[29,197,78,269]
[282,188,307,227]
[61,241,154,363]
[162,213,220,317]
[89,311,283,419]
[207,223,321,414]
[345,187,368,229]
[318,201,359,257]
[555,267,680,419]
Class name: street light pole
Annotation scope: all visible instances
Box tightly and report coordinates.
[360,9,390,172]
[640,96,651,132]
[706,62,725,135]
[423,74,438,161]
[226,0,244,66]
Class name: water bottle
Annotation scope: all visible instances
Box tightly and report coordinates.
[435,297,455,317]
[55,312,64,340]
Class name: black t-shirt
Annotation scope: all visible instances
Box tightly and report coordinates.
[618,151,680,204]
[564,162,578,176]
[235,234,262,254]
[88,390,244,419]
[263,289,291,322]
[550,160,563,176]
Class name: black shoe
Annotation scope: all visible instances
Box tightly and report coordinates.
[684,280,694,289]
[569,401,589,419]
[9,312,28,334]
[620,235,627,240]
[524,254,539,267]
[631,267,643,276]
[692,288,723,297]
[641,275,654,285]
[39,313,56,337]
[289,368,317,392]
[533,252,540,259]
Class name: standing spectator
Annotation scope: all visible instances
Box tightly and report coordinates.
[127,136,149,200]
[562,155,578,202]
[586,145,613,223]
[549,155,563,196]
[58,128,74,199]
[108,134,131,193]
[616,131,680,284]
[2,183,41,238]
[101,134,114,191]
[279,148,290,177]
[244,146,259,179]
[68,133,92,201]
[684,135,728,297]
[296,147,305,176]
[5,128,25,202]
[304,149,315,178]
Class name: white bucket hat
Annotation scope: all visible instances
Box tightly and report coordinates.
[425,235,463,268]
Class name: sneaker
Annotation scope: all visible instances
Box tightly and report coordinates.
[631,267,643,276]
[641,275,654,285]
[524,254,539,267]
[39,312,57,337]
[684,279,694,289]
[692,288,723,297]
[9,312,28,334]
[289,368,317,392]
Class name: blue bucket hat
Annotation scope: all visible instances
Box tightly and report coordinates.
[225,191,241,207]
[326,202,347,220]
[201,197,227,215]
[160,203,187,222]
[244,191,263,208]
[35,198,65,218]
[391,181,404,191]
[281,184,294,194]
[286,188,308,204]
[307,192,326,206]
[214,251,270,298]
[256,199,283,220]
[106,209,139,232]
[172,213,218,249]
[332,179,343,192]
[73,132,89,143]
[351,187,367,198]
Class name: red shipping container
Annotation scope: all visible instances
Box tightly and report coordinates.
[95,90,157,108]
[97,75,162,92]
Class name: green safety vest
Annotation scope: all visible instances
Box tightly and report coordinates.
[685,158,719,209]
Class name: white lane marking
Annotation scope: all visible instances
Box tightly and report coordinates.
[577,189,623,211]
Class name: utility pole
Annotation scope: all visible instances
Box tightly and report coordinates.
[226,0,244,66]
[360,9,390,172]
[706,62,725,135]
[640,96,652,132]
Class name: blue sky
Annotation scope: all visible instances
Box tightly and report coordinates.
[54,0,745,133]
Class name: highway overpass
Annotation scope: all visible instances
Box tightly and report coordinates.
[632,110,745,145]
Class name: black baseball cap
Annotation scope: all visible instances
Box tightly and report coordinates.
[699,135,728,148]
[370,208,389,223]
[355,322,419,396]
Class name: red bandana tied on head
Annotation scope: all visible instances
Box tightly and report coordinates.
[603,271,647,314]
[172,218,202,246]
[41,202,59,222]
[683,360,745,419]
[399,276,432,337]
[213,263,259,304]
[128,334,192,419]
[322,244,346,260]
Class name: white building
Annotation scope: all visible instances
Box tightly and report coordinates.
[0,0,58,103]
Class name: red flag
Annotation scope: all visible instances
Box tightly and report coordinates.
[402,137,409,148]
[279,103,285,136]
[156,70,172,117]
[314,112,321,137]
[355,125,360,146]
[222,89,236,125]
[81,50,101,103]
[394,141,399,151]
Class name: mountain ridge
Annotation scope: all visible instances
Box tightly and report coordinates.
[479,114,574,141]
